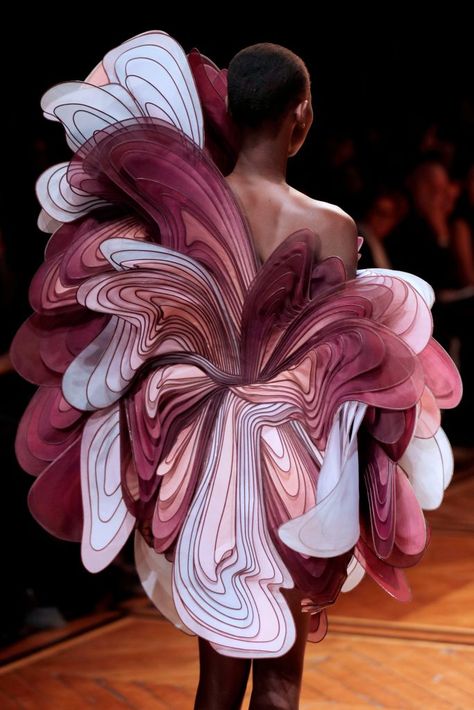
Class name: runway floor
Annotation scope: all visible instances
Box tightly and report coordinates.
[1,452,474,708]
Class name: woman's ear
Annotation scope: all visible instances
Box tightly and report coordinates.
[295,99,309,126]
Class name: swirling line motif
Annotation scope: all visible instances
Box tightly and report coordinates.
[12,29,462,657]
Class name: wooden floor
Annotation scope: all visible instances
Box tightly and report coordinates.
[2,456,474,709]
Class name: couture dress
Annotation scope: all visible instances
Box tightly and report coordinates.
[11,30,462,658]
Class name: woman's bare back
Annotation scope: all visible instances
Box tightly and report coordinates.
[224,174,359,278]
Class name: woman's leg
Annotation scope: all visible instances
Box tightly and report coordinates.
[193,636,252,710]
[249,587,310,710]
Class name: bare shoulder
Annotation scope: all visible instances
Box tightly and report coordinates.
[293,191,358,278]
[289,188,356,231]
[311,196,357,233]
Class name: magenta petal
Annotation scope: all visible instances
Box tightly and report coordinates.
[187,48,240,174]
[355,538,412,602]
[28,438,83,542]
[10,318,60,386]
[68,117,258,325]
[394,466,427,556]
[15,386,85,475]
[153,391,225,551]
[126,363,219,496]
[418,338,462,408]
[361,436,397,560]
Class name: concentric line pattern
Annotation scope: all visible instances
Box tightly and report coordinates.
[37,30,204,230]
[12,29,463,658]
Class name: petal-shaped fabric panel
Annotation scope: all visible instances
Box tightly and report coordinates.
[38,209,63,234]
[241,229,320,380]
[356,272,432,354]
[102,30,204,146]
[62,317,137,410]
[360,435,397,559]
[278,401,367,557]
[63,243,239,410]
[260,421,319,526]
[12,212,148,394]
[261,419,355,609]
[154,391,224,551]
[187,48,240,174]
[237,328,424,452]
[415,385,441,438]
[36,162,109,226]
[11,312,106,385]
[418,337,463,408]
[44,210,150,262]
[357,267,435,309]
[134,530,194,634]
[362,405,417,462]
[173,391,297,658]
[355,537,412,602]
[341,556,366,593]
[15,385,85,475]
[126,363,219,491]
[262,266,433,378]
[39,30,204,227]
[80,405,136,572]
[68,118,258,326]
[41,82,139,150]
[27,437,83,542]
[31,213,150,315]
[82,241,239,365]
[398,426,454,509]
[394,466,427,556]
[10,317,61,386]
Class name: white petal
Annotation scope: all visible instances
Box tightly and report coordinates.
[134,530,194,634]
[278,401,367,557]
[173,393,297,657]
[41,82,139,150]
[80,405,135,572]
[103,30,203,146]
[37,208,63,234]
[36,162,108,224]
[357,267,435,309]
[341,556,366,592]
[398,426,454,509]
[62,317,136,411]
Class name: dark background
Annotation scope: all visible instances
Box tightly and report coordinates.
[2,12,473,274]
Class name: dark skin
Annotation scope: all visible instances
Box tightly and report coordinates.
[194,85,359,710]
[224,86,359,279]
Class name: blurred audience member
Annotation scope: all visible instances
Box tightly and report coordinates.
[357,189,407,269]
[419,122,456,171]
[385,156,474,445]
[385,157,460,286]
[449,163,474,286]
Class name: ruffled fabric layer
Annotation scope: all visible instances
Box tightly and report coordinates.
[12,30,462,657]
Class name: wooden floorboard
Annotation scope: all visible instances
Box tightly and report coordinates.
[1,616,474,708]
[330,529,474,635]
[1,461,473,707]
[0,610,126,667]
[427,465,474,533]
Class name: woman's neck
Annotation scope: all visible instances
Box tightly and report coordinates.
[230,129,289,185]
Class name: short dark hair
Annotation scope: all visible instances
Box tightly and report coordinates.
[227,43,310,128]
